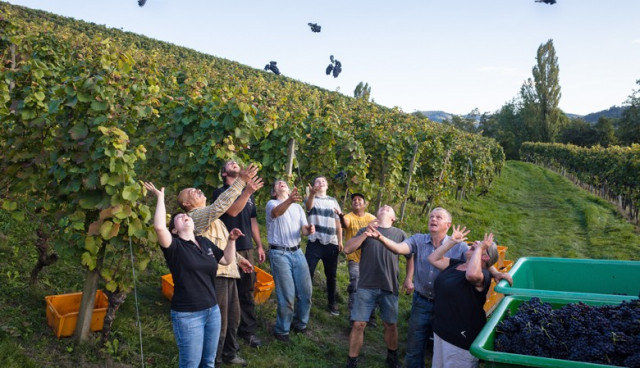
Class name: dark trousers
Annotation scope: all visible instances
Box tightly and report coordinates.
[236,249,257,338]
[214,277,240,363]
[305,239,339,307]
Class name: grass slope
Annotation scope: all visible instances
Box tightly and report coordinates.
[0,161,638,368]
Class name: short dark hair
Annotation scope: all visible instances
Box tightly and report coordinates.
[168,212,183,233]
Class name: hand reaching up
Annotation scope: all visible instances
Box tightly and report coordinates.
[481,232,494,250]
[450,224,470,244]
[239,163,259,183]
[143,181,164,198]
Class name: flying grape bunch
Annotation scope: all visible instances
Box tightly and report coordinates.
[264,61,281,75]
[138,0,147,7]
[325,55,342,78]
[308,23,321,33]
[535,0,556,4]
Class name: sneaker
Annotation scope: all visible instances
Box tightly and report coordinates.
[223,356,247,366]
[292,326,307,334]
[329,304,340,316]
[241,334,263,348]
[346,356,358,368]
[385,350,400,368]
[273,332,290,343]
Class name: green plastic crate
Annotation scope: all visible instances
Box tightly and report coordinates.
[470,295,625,368]
[494,257,640,302]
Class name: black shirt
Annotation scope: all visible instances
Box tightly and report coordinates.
[432,258,491,350]
[212,183,257,251]
[161,235,224,312]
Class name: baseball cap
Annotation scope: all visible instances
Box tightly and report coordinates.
[351,193,366,201]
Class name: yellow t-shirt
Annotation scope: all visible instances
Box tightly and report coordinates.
[343,212,377,262]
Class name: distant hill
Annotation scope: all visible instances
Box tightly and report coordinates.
[581,105,627,123]
[416,106,628,124]
[414,110,452,122]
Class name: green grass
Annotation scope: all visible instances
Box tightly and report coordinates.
[0,161,638,367]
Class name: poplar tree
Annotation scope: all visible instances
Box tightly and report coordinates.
[532,39,563,142]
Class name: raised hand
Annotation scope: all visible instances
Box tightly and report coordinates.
[245,176,264,195]
[450,224,470,243]
[288,187,302,202]
[334,208,344,217]
[481,232,494,249]
[364,220,380,239]
[143,181,164,197]
[239,163,259,183]
[228,228,245,241]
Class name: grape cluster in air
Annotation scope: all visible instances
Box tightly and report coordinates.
[264,61,281,75]
[326,55,342,78]
[495,297,640,367]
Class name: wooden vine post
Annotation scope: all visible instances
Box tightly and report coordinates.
[286,138,296,179]
[400,144,419,222]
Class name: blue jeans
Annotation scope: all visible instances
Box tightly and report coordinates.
[405,293,434,368]
[270,248,313,335]
[171,305,221,368]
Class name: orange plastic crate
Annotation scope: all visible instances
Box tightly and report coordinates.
[161,273,174,301]
[45,290,108,338]
[500,259,514,273]
[253,266,274,304]
[496,245,508,268]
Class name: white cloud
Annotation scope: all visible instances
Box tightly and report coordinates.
[632,39,640,44]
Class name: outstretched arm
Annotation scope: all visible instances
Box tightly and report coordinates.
[143,182,172,248]
[370,222,412,255]
[428,225,469,270]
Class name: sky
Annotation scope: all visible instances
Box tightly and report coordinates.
[5,0,640,116]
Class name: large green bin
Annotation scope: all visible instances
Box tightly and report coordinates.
[470,295,625,368]
[494,257,640,302]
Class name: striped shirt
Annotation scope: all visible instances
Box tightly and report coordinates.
[307,195,341,245]
[188,178,245,236]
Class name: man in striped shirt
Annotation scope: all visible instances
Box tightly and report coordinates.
[305,175,343,316]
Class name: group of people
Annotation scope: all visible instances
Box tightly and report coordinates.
[144,162,512,368]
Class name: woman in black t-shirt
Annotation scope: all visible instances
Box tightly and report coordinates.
[144,182,242,368]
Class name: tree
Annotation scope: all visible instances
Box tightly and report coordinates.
[354,81,371,101]
[531,39,563,142]
[594,116,616,147]
[616,80,640,145]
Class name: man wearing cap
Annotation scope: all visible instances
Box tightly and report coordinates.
[336,193,377,325]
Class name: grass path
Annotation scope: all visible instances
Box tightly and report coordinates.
[1,161,639,368]
[447,161,640,261]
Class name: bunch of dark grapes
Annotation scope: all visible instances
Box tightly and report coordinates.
[325,55,342,78]
[264,61,280,75]
[495,297,640,367]
[308,23,321,33]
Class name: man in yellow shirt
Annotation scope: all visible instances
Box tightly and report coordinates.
[337,193,377,326]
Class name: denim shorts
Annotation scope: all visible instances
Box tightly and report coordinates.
[351,288,398,324]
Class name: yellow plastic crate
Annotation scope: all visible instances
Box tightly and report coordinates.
[45,290,108,338]
[254,266,274,304]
